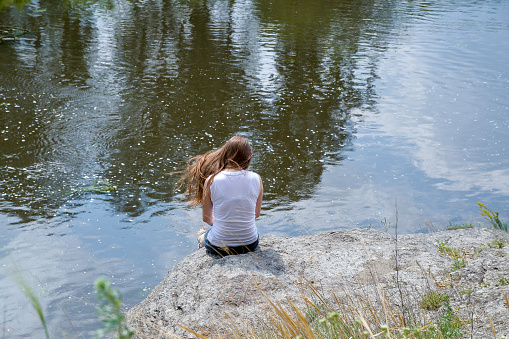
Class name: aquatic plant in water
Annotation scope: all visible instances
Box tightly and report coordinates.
[0,26,29,42]
[67,180,117,195]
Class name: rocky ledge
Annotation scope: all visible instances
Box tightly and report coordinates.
[127,228,509,338]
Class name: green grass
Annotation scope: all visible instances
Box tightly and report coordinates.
[443,202,507,233]
[11,273,133,339]
[488,238,507,249]
[10,270,50,339]
[451,259,467,272]
[430,296,463,339]
[459,288,472,296]
[478,202,508,231]
[433,240,465,260]
[498,277,509,287]
[420,291,446,311]
[446,222,475,231]
[94,278,134,339]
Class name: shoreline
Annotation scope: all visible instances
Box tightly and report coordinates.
[127,227,509,338]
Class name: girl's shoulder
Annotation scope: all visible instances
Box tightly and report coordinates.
[246,171,262,185]
[246,170,260,177]
[213,170,260,181]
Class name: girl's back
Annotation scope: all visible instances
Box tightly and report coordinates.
[207,170,260,247]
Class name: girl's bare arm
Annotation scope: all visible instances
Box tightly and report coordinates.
[202,177,214,225]
[255,175,263,219]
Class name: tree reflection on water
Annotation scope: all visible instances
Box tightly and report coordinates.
[0,0,394,220]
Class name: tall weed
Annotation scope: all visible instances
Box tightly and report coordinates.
[9,271,133,339]
[478,202,508,231]
[94,278,135,339]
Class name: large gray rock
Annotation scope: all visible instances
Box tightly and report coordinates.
[127,228,509,338]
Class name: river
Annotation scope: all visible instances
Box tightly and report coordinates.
[1,0,508,336]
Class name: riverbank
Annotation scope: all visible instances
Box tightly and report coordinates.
[127,227,509,338]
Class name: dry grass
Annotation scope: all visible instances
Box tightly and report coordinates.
[175,279,470,339]
[127,262,508,339]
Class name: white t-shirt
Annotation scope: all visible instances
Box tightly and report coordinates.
[207,170,260,247]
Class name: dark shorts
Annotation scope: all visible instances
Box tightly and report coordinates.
[204,227,259,257]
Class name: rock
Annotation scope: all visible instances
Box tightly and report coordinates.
[127,228,509,338]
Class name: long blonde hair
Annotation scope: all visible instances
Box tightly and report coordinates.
[176,136,253,207]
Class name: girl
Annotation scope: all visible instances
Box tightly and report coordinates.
[177,136,263,256]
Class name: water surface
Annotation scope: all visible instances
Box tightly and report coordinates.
[1,0,508,336]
